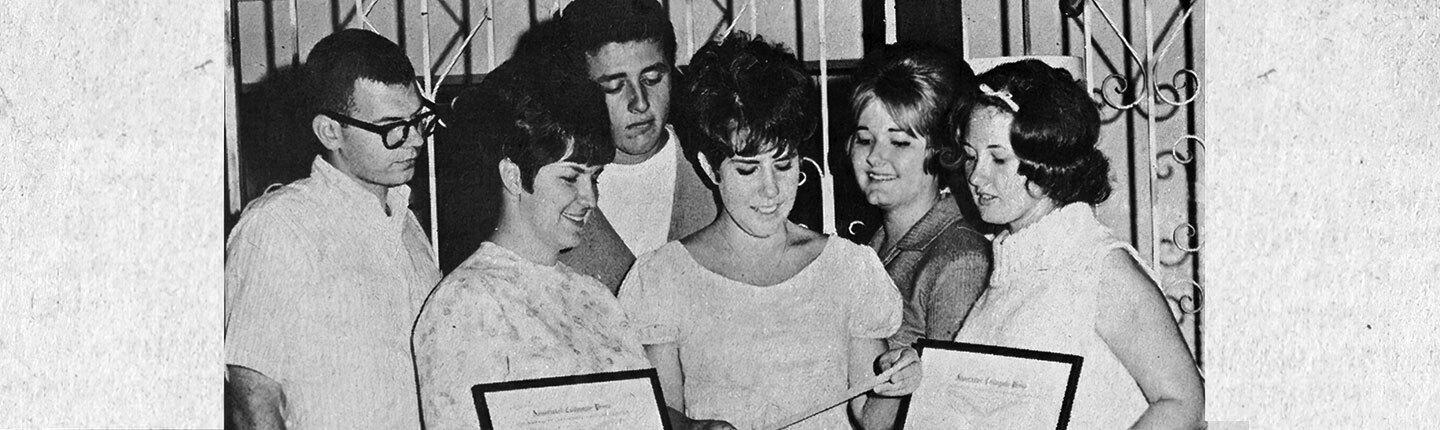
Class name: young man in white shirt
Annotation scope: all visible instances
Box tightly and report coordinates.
[556,0,718,293]
[223,29,441,429]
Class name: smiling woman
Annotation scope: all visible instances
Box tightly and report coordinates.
[843,43,994,428]
[409,50,659,430]
[618,32,922,430]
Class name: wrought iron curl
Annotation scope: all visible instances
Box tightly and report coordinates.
[1156,134,1206,179]
[1150,1,1201,109]
[1171,222,1201,253]
[1165,278,1204,315]
[1158,221,1202,266]
[1158,239,1191,267]
[1155,69,1201,107]
[1089,0,1203,110]
[1089,0,1150,111]
[1170,134,1206,164]
[1099,73,1148,110]
[1156,149,1181,180]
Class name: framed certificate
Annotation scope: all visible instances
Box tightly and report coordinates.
[471,368,673,430]
[899,340,1083,430]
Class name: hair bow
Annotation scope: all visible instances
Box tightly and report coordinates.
[979,84,1019,113]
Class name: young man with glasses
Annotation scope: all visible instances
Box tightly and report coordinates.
[224,28,441,429]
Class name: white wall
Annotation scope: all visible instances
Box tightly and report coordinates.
[1204,1,1440,426]
[0,2,222,427]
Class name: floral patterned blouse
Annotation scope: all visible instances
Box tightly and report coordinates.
[413,242,653,429]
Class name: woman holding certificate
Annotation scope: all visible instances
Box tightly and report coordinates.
[953,60,1205,428]
[846,44,992,349]
[412,52,728,429]
[619,33,921,430]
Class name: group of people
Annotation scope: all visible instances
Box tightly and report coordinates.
[224,0,1204,429]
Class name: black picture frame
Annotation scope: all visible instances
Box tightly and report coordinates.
[470,368,673,430]
[897,339,1084,430]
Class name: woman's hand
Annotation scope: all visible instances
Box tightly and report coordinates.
[686,419,738,430]
[664,405,736,430]
[872,347,923,397]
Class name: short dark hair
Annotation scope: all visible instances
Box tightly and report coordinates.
[972,59,1110,205]
[302,29,416,116]
[560,0,677,65]
[443,50,613,192]
[682,32,815,171]
[850,43,976,176]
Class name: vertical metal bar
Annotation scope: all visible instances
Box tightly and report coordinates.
[960,0,970,58]
[1189,0,1204,366]
[685,0,695,59]
[1144,0,1158,269]
[1020,0,1031,55]
[289,0,300,66]
[884,0,896,44]
[421,0,434,95]
[355,0,365,29]
[818,0,835,235]
[486,0,496,71]
[749,0,757,35]
[262,0,277,75]
[1083,0,1092,90]
[227,0,243,216]
[421,0,440,258]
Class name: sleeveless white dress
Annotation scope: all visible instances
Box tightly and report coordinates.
[954,203,1159,429]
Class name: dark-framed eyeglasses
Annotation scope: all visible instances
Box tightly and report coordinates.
[322,100,442,150]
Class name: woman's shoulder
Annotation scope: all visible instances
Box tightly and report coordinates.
[430,262,510,306]
[787,225,831,251]
[812,235,889,275]
[929,218,993,256]
[416,266,516,339]
[1091,244,1159,291]
[632,240,691,269]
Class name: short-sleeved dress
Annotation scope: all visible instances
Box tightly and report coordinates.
[414,242,654,430]
[954,203,1159,429]
[619,238,902,430]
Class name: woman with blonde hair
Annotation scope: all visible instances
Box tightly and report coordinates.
[847,43,991,349]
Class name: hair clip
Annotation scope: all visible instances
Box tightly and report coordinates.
[979,84,1019,113]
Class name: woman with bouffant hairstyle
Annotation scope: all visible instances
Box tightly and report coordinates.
[954,59,1204,428]
[620,33,921,430]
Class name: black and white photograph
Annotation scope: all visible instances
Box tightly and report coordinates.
[1,0,1437,428]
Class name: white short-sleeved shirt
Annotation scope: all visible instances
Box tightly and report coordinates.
[224,156,441,429]
[619,238,901,430]
[596,125,679,257]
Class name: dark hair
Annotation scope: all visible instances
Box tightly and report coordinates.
[682,32,815,172]
[850,43,976,177]
[302,29,416,116]
[560,0,677,65]
[443,50,614,192]
[970,59,1110,205]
